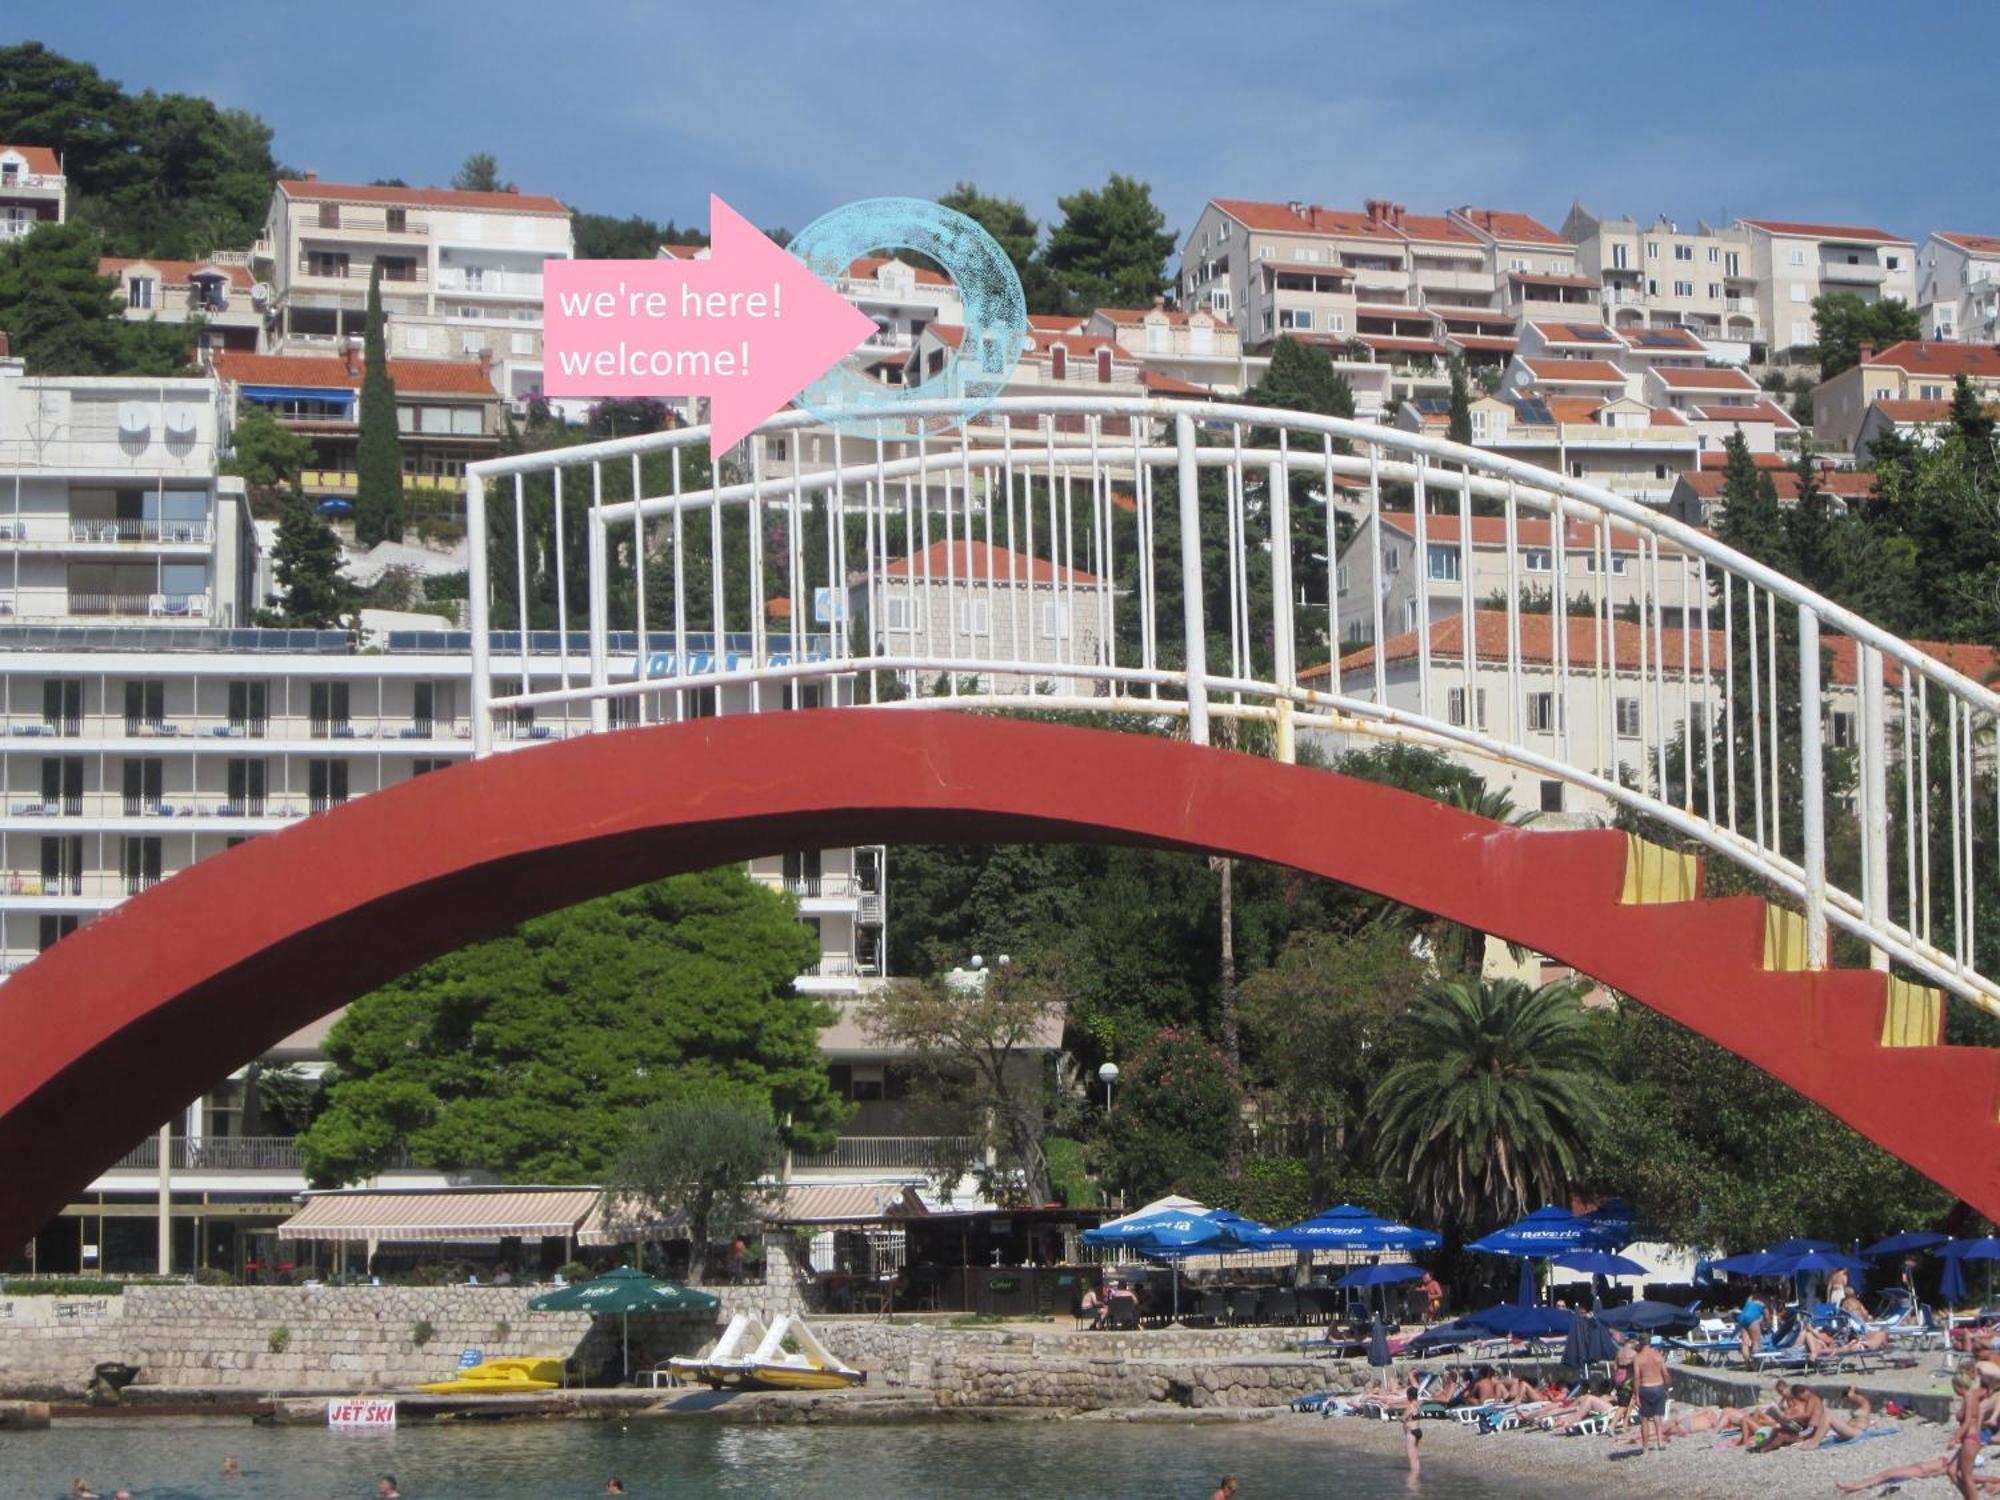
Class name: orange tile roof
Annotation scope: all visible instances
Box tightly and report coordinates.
[658,244,705,260]
[1866,341,2000,378]
[278,178,567,215]
[1211,198,1402,241]
[1698,450,1790,469]
[1027,314,1085,333]
[1030,330,1132,360]
[1935,232,2000,257]
[100,257,255,290]
[1394,212,1479,245]
[1455,208,1566,246]
[1650,365,1760,392]
[1617,327,1706,352]
[1826,635,1999,688]
[884,539,1101,586]
[1692,400,1799,428]
[1674,469,1875,501]
[1544,396,1607,424]
[1739,218,1905,244]
[1142,370,1216,396]
[1447,334,1518,352]
[1530,321,1623,346]
[1521,357,1625,385]
[1375,510,1650,551]
[1433,306,1515,326]
[846,255,952,289]
[926,325,966,349]
[1356,334,1446,355]
[1093,307,1218,326]
[213,351,498,396]
[0,144,61,175]
[1310,608,1722,680]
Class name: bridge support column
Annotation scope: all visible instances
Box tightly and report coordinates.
[1267,459,1295,765]
[466,472,493,758]
[1860,644,1891,972]
[1175,414,1210,747]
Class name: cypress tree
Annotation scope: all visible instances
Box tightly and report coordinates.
[1446,356,1473,445]
[267,488,351,627]
[353,262,404,546]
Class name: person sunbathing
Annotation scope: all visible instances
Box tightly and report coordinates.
[1794,1385,1869,1450]
[1844,1386,1874,1419]
[1726,1382,1793,1448]
[1836,1457,2000,1494]
[1665,1404,1749,1438]
[1830,1328,1892,1357]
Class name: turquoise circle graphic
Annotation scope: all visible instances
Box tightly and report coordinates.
[788,196,1026,435]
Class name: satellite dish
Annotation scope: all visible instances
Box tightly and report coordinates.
[165,405,198,438]
[251,282,271,307]
[1512,367,1534,387]
[117,402,151,437]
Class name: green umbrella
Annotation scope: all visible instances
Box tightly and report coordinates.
[529,1267,720,1379]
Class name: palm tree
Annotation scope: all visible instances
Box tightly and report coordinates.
[1369,977,1609,1233]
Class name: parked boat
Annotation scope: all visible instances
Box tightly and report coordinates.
[417,1356,565,1394]
[667,1313,864,1391]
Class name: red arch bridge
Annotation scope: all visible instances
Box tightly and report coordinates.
[1,395,1996,1245]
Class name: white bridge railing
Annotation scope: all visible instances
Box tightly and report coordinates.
[466,396,2000,1022]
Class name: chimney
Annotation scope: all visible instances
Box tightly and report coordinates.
[1286,199,1308,221]
[1393,202,1407,228]
[1365,198,1387,226]
[1858,341,1875,363]
[303,167,318,182]
[343,342,360,378]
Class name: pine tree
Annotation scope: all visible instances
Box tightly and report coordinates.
[267,489,351,626]
[1447,356,1474,445]
[353,262,404,547]
[1713,429,1788,572]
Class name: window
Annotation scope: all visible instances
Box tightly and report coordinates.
[1611,244,1630,270]
[1524,548,1551,573]
[318,202,340,229]
[403,326,430,352]
[1040,600,1071,639]
[1325,313,1344,333]
[1725,252,1741,277]
[1655,463,1669,480]
[1050,345,1067,381]
[1527,692,1558,732]
[1832,711,1855,749]
[1402,598,1420,631]
[307,758,349,813]
[42,679,81,736]
[39,834,82,895]
[1447,687,1487,729]
[412,758,450,776]
[1210,289,1230,314]
[1789,248,1806,267]
[1147,321,1168,353]
[1674,280,1694,297]
[123,680,165,733]
[1791,320,1811,346]
[1336,563,1349,592]
[1097,348,1113,383]
[1790,284,1808,303]
[512,331,534,355]
[39,914,79,952]
[1218,220,1231,241]
[1646,279,1659,296]
[883,595,913,632]
[1920,383,1944,400]
[1581,553,1630,576]
[227,680,267,736]
[121,836,162,892]
[955,596,991,634]
[307,250,349,278]
[1539,779,1564,813]
[1675,244,1694,261]
[1383,546,1401,574]
[308,681,351,737]
[40,757,82,815]
[121,756,163,815]
[1886,255,1901,272]
[1427,545,1460,582]
[127,277,154,310]
[386,207,407,234]
[1278,308,1314,330]
[1707,246,1720,263]
[1616,696,1641,737]
[219,757,266,816]
[1647,242,1660,260]
[1708,283,1722,299]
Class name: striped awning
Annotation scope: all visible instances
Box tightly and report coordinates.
[575,1196,688,1247]
[766,1183,913,1225]
[276,1188,601,1244]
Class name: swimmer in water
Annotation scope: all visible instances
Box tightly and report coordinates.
[222,1454,242,1477]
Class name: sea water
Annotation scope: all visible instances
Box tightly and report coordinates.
[4,1417,1547,1499]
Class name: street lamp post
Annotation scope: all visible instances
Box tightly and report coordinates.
[1098,1061,1119,1115]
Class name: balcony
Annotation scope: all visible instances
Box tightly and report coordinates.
[50,592,211,620]
[435,267,543,297]
[791,1136,978,1172]
[296,259,429,285]
[1820,260,1887,287]
[298,209,429,242]
[110,1135,414,1172]
[0,518,214,548]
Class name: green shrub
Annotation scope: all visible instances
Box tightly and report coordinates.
[194,1267,237,1287]
[411,1319,436,1348]
[554,1262,593,1283]
[491,1318,511,1342]
[1042,1137,1101,1208]
[267,1326,291,1354]
[2,1279,127,1297]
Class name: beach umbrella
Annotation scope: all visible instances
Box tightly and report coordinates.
[1079,1210,1227,1248]
[1761,1248,1863,1277]
[1406,1317,1487,1355]
[1576,1200,1641,1249]
[1517,1258,1537,1307]
[1553,1250,1650,1279]
[1256,1203,1439,1253]
[1862,1231,1949,1257]
[1467,1206,1597,1257]
[1464,1302,1572,1340]
[1598,1299,1697,1333]
[1335,1263,1426,1290]
[1368,1314,1392,1368]
[1940,1237,2000,1260]
[1712,1251,1778,1277]
[1943,1251,1969,1306]
[1561,1309,1619,1370]
[528,1267,720,1379]
[1766,1237,1838,1255]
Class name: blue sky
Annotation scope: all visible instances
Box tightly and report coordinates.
[9,1,1996,251]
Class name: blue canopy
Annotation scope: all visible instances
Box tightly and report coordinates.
[1405,1317,1489,1355]
[1553,1250,1650,1278]
[1577,1200,1642,1247]
[1562,1310,1620,1368]
[1761,1248,1863,1276]
[1941,1237,2000,1261]
[1080,1210,1233,1251]
[1598,1299,1699,1332]
[1368,1315,1393,1368]
[1712,1251,1778,1276]
[1767,1237,1838,1255]
[1517,1258,1537,1307]
[1862,1231,1949,1257]
[1336,1263,1426,1289]
[1943,1253,1969,1305]
[1468,1206,1603,1257]
[1464,1302,1572,1339]
[1257,1203,1439,1253]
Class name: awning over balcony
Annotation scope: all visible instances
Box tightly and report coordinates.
[575,1196,687,1247]
[767,1183,923,1225]
[276,1186,601,1243]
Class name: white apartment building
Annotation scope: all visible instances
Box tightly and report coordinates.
[1561,205,1761,362]
[256,176,574,407]
[1916,231,2000,343]
[1334,509,1671,648]
[855,538,1112,696]
[0,143,64,242]
[1084,304,1247,392]
[1736,218,1917,360]
[1397,390,1699,509]
[0,358,255,626]
[102,255,265,357]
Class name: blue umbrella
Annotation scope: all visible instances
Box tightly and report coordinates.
[1368,1315,1393,1368]
[1468,1206,1598,1257]
[1712,1251,1778,1277]
[1257,1204,1440,1253]
[1465,1302,1572,1340]
[1517,1257,1537,1307]
[1562,1309,1620,1369]
[1940,1237,2000,1260]
[1767,1237,1838,1255]
[1577,1200,1641,1248]
[1553,1250,1651,1279]
[1336,1263,1426,1290]
[1761,1249,1863,1277]
[1943,1253,1969,1306]
[1862,1231,1949,1257]
[1080,1211,1230,1249]
[1406,1317,1486,1355]
[1599,1299,1698,1333]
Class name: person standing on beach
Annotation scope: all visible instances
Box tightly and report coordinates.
[1950,1371,1982,1500]
[1631,1340,1670,1452]
[1209,1476,1238,1500]
[1402,1382,1423,1477]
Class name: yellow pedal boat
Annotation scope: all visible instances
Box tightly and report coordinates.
[418,1356,565,1394]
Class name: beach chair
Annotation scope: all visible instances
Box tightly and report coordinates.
[1266,1289,1300,1326]
[1229,1289,1261,1327]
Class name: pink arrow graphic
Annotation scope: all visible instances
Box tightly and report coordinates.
[541,194,878,451]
